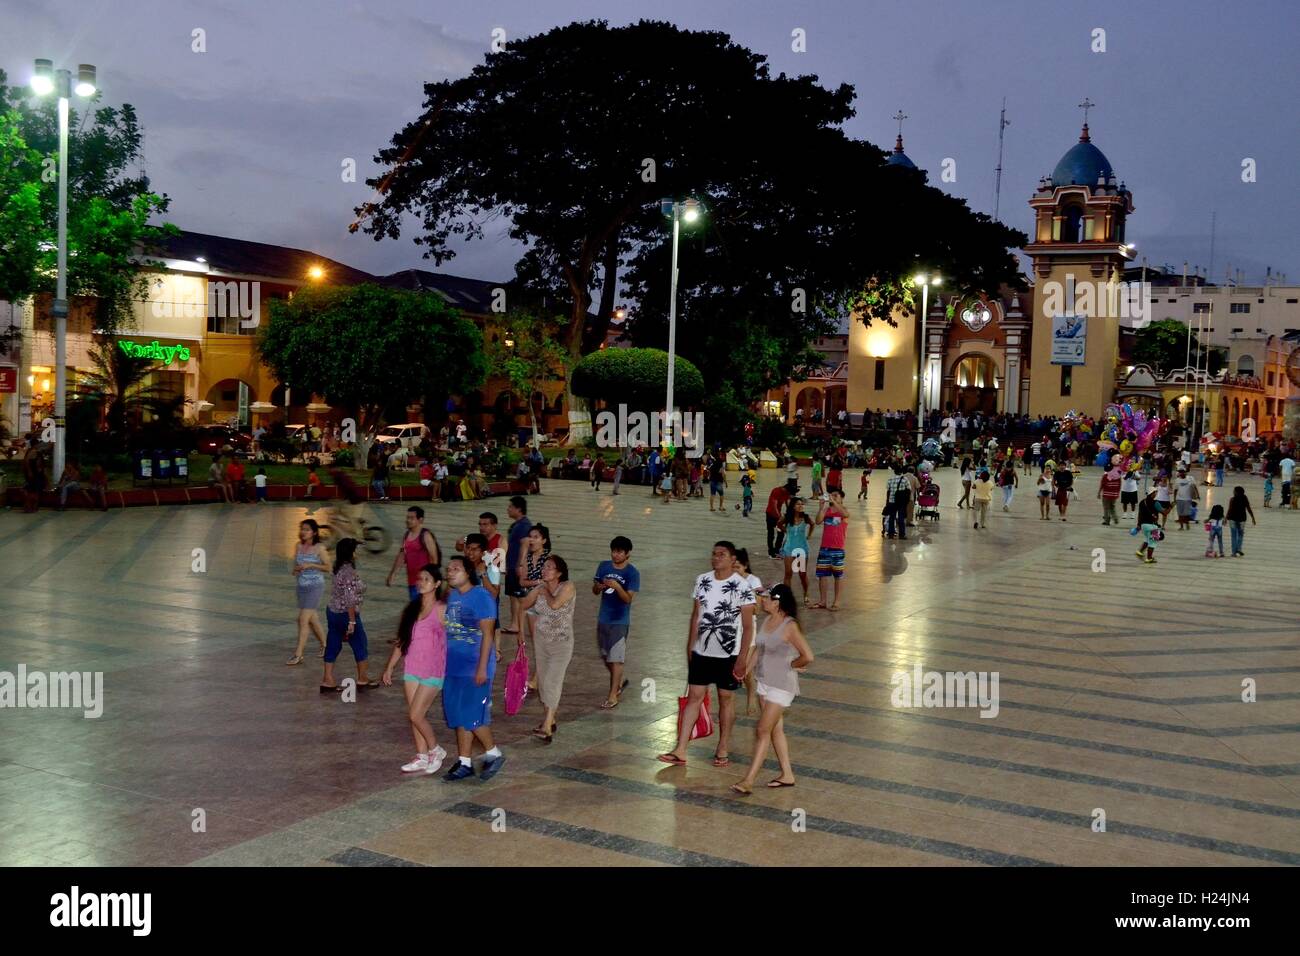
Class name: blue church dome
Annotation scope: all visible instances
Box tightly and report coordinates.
[1050,124,1114,186]
[886,134,917,169]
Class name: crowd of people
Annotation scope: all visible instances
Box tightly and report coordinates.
[280,478,821,794]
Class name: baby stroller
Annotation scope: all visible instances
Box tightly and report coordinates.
[916,480,941,521]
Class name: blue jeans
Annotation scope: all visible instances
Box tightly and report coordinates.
[1207,527,1223,555]
[742,495,752,516]
[1229,520,1245,555]
[325,609,368,662]
[372,480,386,497]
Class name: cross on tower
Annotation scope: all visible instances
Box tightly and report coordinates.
[1078,98,1095,126]
[892,110,908,137]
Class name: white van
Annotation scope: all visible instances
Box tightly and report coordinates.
[376,423,431,450]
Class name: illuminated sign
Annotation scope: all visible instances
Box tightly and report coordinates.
[118,340,192,364]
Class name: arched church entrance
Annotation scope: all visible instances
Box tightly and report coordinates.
[950,353,1000,415]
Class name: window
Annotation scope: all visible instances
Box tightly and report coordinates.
[1230,302,1250,314]
[1061,206,1083,243]
[1168,298,1178,303]
[1236,356,1255,375]
[1286,299,1298,304]
[873,359,885,391]
[1268,371,1276,386]
[1060,366,1072,396]
[1267,398,1275,415]
[1231,327,1243,333]
[1193,302,1210,314]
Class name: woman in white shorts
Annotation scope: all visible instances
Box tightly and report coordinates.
[730,583,814,795]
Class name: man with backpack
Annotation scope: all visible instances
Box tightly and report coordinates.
[883,465,911,540]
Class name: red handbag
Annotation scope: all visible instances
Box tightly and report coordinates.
[504,646,529,716]
[677,690,713,741]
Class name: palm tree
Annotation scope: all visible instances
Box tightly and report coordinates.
[76,338,182,442]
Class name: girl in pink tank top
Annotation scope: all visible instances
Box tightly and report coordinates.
[382,563,449,775]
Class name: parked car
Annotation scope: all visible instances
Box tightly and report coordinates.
[193,426,251,457]
[375,423,431,451]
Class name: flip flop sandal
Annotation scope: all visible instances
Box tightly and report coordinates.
[617,678,630,696]
[767,778,795,788]
[712,755,730,767]
[286,655,305,666]
[600,699,619,709]
[730,783,753,796]
[656,753,686,766]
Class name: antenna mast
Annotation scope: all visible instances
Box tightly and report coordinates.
[993,98,1010,222]
[1207,210,1217,284]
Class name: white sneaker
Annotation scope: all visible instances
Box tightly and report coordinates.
[425,745,448,775]
[401,754,430,773]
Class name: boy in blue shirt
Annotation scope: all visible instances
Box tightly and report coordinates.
[592,535,639,708]
[442,556,506,781]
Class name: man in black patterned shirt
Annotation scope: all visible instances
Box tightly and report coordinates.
[657,541,756,768]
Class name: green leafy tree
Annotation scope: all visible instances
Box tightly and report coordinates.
[257,284,486,465]
[1132,318,1206,374]
[487,309,570,446]
[571,348,705,416]
[0,70,175,335]
[359,22,1022,424]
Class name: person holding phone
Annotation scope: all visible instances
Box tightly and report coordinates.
[592,536,639,709]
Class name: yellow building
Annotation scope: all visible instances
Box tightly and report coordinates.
[839,116,1136,422]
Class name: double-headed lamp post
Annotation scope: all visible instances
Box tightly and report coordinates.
[913,273,941,448]
[31,58,97,481]
[660,197,703,450]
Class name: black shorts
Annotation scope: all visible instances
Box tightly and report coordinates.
[504,572,524,598]
[688,652,740,691]
[1120,490,1138,506]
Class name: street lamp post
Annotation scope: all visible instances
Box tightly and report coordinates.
[913,273,941,448]
[660,197,701,451]
[31,59,97,481]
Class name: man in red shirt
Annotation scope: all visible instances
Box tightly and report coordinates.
[1097,463,1122,525]
[765,479,796,558]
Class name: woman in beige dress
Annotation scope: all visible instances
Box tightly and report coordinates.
[516,554,575,743]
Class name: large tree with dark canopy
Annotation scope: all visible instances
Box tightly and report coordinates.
[357,20,1025,427]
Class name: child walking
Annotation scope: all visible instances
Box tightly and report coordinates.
[1263,475,1274,507]
[740,473,754,517]
[858,468,870,500]
[382,563,449,774]
[1204,504,1225,558]
[255,466,268,503]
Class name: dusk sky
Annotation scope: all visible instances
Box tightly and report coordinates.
[6,0,1298,289]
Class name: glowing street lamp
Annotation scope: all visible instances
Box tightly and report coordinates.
[660,197,705,449]
[913,273,941,448]
[30,57,98,480]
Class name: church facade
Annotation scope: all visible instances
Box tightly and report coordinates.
[839,116,1137,423]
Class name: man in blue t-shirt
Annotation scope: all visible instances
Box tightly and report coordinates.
[442,556,507,782]
[592,535,639,709]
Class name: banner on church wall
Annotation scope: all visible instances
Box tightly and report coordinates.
[1050,314,1087,365]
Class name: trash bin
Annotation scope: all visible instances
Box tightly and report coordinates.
[133,448,153,484]
[155,448,172,482]
[173,449,188,483]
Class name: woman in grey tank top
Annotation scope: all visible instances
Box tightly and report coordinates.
[732,584,814,795]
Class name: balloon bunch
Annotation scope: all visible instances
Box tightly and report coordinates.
[1095,402,1161,470]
